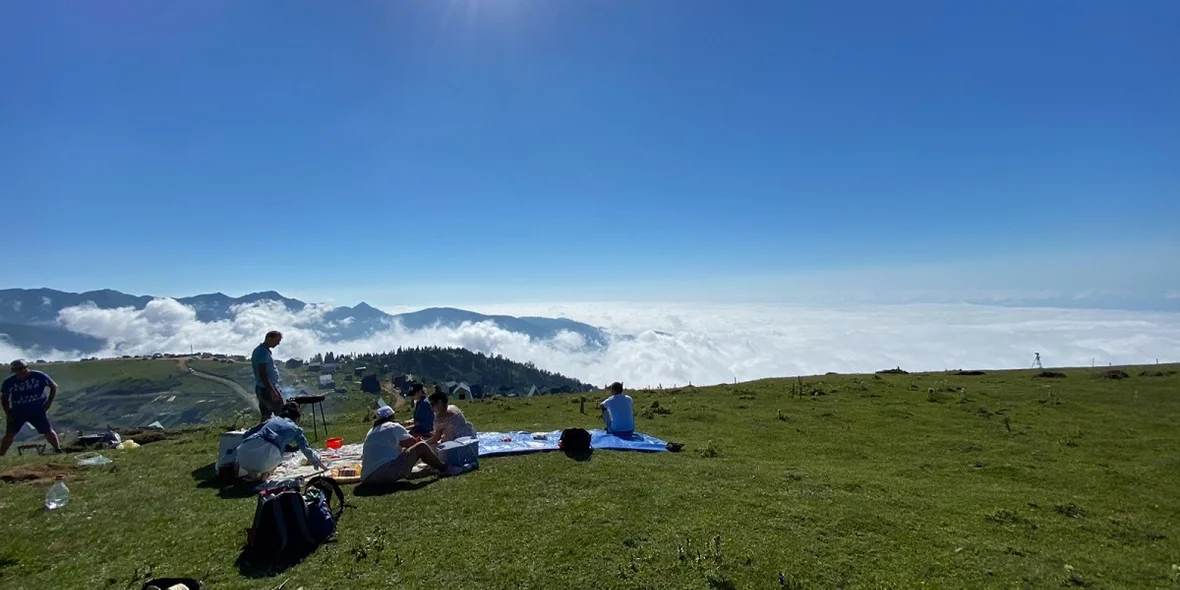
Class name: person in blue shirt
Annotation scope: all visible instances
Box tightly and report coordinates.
[235,401,325,478]
[1,360,63,456]
[599,381,635,437]
[401,382,434,438]
[251,330,284,422]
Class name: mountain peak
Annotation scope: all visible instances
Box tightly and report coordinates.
[241,290,286,300]
[185,292,229,300]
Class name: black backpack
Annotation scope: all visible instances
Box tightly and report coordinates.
[559,428,591,454]
[245,477,344,562]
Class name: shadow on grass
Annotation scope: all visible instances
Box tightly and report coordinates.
[235,544,331,580]
[191,462,258,499]
[564,450,593,462]
[353,479,437,497]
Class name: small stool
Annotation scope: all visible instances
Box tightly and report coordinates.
[17,444,47,456]
[290,395,328,441]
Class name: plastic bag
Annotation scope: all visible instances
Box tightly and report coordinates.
[116,440,141,450]
[76,453,112,466]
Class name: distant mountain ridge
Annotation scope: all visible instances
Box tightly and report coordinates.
[0,288,610,355]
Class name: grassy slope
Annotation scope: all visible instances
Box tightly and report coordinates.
[21,360,249,435]
[188,359,358,397]
[1,365,1179,589]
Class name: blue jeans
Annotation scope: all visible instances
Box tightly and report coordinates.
[601,410,633,437]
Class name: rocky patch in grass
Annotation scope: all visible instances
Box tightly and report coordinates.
[1034,371,1067,379]
[0,463,79,486]
[1097,369,1130,380]
[1139,369,1177,377]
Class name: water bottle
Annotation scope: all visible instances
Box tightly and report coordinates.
[45,476,69,511]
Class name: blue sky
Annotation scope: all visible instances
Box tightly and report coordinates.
[2,0,1177,306]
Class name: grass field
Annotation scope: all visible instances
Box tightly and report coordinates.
[13,359,353,437]
[1,364,1179,589]
[18,359,249,435]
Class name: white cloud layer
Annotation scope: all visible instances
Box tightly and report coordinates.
[10,299,1180,388]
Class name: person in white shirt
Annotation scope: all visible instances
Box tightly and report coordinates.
[599,381,635,436]
[361,406,458,485]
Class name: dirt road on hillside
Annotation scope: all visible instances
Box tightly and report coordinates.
[178,358,255,410]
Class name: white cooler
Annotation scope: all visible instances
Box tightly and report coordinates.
[437,436,479,470]
[217,429,247,469]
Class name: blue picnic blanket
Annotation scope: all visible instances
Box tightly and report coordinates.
[476,430,668,456]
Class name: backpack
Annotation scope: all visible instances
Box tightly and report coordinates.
[558,428,591,454]
[304,475,345,543]
[245,476,344,561]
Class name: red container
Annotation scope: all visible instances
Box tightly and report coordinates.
[325,437,343,450]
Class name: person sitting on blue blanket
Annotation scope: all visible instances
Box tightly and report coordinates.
[400,382,434,438]
[427,391,477,445]
[599,381,635,436]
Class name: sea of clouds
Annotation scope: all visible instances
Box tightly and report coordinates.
[6,298,1180,388]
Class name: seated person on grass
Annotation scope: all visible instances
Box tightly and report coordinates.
[426,391,477,445]
[599,381,635,436]
[362,406,459,485]
[236,402,325,478]
[399,382,434,438]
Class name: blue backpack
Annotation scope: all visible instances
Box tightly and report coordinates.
[303,476,344,543]
[245,476,344,562]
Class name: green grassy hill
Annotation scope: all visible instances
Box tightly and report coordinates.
[11,348,590,439]
[16,359,252,436]
[1,364,1178,589]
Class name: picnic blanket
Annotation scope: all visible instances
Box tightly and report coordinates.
[476,430,669,456]
[258,429,668,488]
[263,443,366,486]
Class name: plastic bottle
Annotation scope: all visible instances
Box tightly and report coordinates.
[45,476,69,511]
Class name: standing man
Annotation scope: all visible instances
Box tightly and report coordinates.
[251,331,285,421]
[1,360,63,456]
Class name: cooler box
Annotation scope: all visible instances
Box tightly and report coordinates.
[437,436,479,469]
[216,429,247,469]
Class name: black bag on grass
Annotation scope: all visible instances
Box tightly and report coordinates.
[559,428,591,454]
[304,475,345,544]
[245,477,344,561]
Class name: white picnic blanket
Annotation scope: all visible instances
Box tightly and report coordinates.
[268,442,364,481]
[264,442,433,485]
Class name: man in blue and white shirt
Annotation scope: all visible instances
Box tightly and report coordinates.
[1,359,62,455]
[236,401,325,478]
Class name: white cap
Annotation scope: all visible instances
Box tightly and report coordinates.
[375,406,395,420]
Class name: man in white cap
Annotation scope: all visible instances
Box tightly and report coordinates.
[1,359,63,456]
[361,405,460,485]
